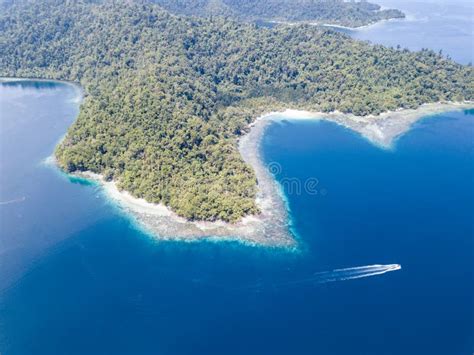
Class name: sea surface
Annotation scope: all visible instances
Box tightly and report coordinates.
[345,0,473,65]
[1,2,473,354]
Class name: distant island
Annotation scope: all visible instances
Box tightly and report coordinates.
[0,0,472,243]
[151,0,405,28]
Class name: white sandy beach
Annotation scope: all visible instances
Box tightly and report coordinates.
[70,101,473,247]
[270,12,408,31]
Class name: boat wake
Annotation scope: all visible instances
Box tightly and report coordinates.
[0,196,26,205]
[294,264,401,285]
[229,264,402,292]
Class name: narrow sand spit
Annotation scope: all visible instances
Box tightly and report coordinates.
[72,101,473,247]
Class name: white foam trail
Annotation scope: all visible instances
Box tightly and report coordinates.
[282,264,401,286]
[0,196,26,205]
[204,264,402,293]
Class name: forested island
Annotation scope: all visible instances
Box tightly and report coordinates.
[0,0,473,226]
[151,0,405,28]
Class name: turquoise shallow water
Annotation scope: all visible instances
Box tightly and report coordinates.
[0,80,473,354]
[1,1,473,352]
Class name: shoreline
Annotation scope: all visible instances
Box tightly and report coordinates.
[269,13,406,31]
[319,10,418,32]
[0,76,84,94]
[70,101,473,247]
[7,77,471,247]
[0,77,84,109]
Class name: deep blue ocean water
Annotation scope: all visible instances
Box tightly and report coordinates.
[1,81,472,355]
[1,2,473,354]
[332,0,473,65]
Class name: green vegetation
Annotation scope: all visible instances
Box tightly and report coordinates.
[151,0,405,28]
[0,0,472,222]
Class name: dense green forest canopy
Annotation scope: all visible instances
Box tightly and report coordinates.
[151,0,405,28]
[0,0,472,222]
